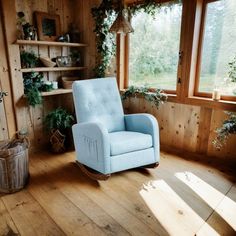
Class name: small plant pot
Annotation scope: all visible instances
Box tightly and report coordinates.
[50,129,66,153]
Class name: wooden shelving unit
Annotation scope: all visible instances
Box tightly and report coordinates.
[21,66,87,73]
[17,39,87,96]
[16,40,87,47]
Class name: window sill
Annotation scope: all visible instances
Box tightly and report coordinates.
[184,96,236,111]
[120,89,236,111]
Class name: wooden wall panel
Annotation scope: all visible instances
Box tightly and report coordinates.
[124,98,236,162]
[207,110,236,160]
[0,2,17,140]
[0,0,80,150]
[74,0,99,79]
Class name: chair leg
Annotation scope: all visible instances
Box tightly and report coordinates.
[75,160,111,181]
[143,162,159,169]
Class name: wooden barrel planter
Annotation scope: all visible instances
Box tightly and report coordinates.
[0,139,29,193]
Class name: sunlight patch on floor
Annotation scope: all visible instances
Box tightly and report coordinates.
[139,180,219,236]
[176,172,236,231]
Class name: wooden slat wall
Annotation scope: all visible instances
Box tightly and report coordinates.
[0,0,80,150]
[125,98,236,162]
[73,0,100,79]
[0,3,16,141]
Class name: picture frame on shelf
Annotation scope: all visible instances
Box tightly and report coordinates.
[34,11,61,41]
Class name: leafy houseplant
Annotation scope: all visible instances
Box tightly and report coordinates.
[20,51,39,68]
[23,72,53,107]
[44,108,74,152]
[17,12,37,40]
[213,112,236,149]
[122,85,168,109]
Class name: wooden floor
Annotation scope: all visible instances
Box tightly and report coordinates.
[0,151,236,236]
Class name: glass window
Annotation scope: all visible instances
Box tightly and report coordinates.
[198,0,236,97]
[128,1,182,90]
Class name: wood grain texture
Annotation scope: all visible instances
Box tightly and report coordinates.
[124,98,236,162]
[2,190,65,236]
[0,0,87,150]
[0,199,19,236]
[0,150,235,236]
[0,4,16,139]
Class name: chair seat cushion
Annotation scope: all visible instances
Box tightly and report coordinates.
[109,131,153,156]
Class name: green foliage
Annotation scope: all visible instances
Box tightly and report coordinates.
[20,51,39,68]
[91,0,181,78]
[0,91,7,103]
[228,56,236,83]
[44,108,74,133]
[213,112,236,149]
[91,0,116,77]
[25,87,42,107]
[129,4,182,87]
[122,85,168,108]
[129,1,160,16]
[23,72,53,107]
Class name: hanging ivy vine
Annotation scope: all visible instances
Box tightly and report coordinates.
[91,0,181,78]
[122,85,168,108]
[91,0,117,78]
[212,112,236,149]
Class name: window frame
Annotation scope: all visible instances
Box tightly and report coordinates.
[194,0,236,101]
[118,0,236,111]
[122,0,183,94]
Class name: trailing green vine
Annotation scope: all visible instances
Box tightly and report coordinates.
[122,85,168,108]
[23,72,53,107]
[228,56,236,83]
[91,0,117,78]
[91,0,181,77]
[212,112,236,149]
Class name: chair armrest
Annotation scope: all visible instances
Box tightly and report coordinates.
[72,122,110,174]
[125,113,160,160]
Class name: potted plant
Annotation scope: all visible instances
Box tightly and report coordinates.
[213,112,236,149]
[17,12,37,40]
[44,108,74,153]
[122,85,168,109]
[20,51,39,68]
[23,72,53,107]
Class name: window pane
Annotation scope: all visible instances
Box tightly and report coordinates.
[129,2,182,90]
[199,0,236,96]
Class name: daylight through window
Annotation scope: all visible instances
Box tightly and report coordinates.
[128,2,182,91]
[197,0,236,97]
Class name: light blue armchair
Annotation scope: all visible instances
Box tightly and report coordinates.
[72,78,160,180]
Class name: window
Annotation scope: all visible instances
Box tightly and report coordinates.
[196,0,236,98]
[128,1,183,91]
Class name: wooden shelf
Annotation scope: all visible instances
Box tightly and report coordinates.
[22,89,73,98]
[21,66,87,73]
[41,89,72,96]
[16,40,87,47]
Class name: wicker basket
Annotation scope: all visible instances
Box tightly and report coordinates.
[61,77,80,89]
[0,139,29,193]
[50,129,66,153]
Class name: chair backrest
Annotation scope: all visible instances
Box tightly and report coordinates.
[72,77,125,132]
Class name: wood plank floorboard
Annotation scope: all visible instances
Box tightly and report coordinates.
[0,199,19,235]
[0,151,235,236]
[2,190,65,236]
